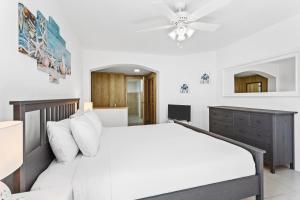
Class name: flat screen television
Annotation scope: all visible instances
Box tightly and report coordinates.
[168,104,191,122]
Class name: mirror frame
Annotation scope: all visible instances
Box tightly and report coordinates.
[222,52,299,97]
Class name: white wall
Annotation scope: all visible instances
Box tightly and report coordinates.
[216,14,300,170]
[82,50,217,129]
[268,77,277,92]
[0,0,83,120]
[278,58,296,92]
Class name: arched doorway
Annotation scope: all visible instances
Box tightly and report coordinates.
[90,64,158,126]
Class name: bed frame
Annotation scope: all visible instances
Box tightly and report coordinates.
[140,120,265,200]
[3,99,79,193]
[3,99,265,200]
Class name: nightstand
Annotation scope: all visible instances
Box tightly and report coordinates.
[12,187,72,200]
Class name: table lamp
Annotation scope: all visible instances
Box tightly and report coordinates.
[84,102,93,112]
[0,121,23,200]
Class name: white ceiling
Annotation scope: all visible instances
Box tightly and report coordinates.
[96,64,153,75]
[58,0,300,55]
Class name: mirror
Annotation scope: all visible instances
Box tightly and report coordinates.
[223,54,298,96]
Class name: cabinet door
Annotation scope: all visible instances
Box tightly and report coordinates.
[109,73,126,107]
[91,72,110,107]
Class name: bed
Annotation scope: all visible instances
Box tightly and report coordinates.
[4,99,265,200]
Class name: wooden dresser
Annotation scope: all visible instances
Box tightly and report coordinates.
[209,106,297,173]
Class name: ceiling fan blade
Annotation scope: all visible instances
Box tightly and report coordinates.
[189,22,220,32]
[136,24,174,33]
[188,0,231,22]
[152,0,178,21]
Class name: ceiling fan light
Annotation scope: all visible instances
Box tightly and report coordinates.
[177,34,186,41]
[168,30,177,40]
[186,28,195,38]
[176,26,186,35]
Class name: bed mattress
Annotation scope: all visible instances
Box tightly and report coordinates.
[32,123,256,200]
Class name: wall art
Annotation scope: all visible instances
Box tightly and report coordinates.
[180,83,189,94]
[18,3,36,58]
[200,72,210,84]
[18,3,71,84]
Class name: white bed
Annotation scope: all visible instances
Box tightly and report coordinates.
[32,123,256,200]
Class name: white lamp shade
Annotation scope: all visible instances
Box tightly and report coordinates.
[0,121,23,180]
[84,102,93,112]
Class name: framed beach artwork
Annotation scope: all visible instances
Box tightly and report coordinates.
[18,3,71,84]
[18,3,37,58]
[49,71,60,84]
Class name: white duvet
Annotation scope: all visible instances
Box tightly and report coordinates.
[32,123,256,200]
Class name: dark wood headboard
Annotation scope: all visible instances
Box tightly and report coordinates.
[2,98,80,193]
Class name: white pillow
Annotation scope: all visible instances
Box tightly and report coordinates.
[47,119,79,163]
[70,115,100,157]
[84,111,103,136]
[70,109,83,119]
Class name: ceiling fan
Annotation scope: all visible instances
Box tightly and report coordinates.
[137,0,231,42]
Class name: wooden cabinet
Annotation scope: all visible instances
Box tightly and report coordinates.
[209,106,297,173]
[91,72,126,108]
[109,73,126,107]
[91,72,110,107]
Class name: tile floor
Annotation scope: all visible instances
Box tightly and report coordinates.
[244,168,300,200]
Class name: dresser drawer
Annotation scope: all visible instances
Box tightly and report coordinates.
[250,113,273,130]
[251,127,272,140]
[234,112,250,127]
[235,126,272,145]
[211,123,233,133]
[210,121,234,138]
[210,109,233,122]
[239,135,272,153]
[234,127,250,137]
[210,118,232,127]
